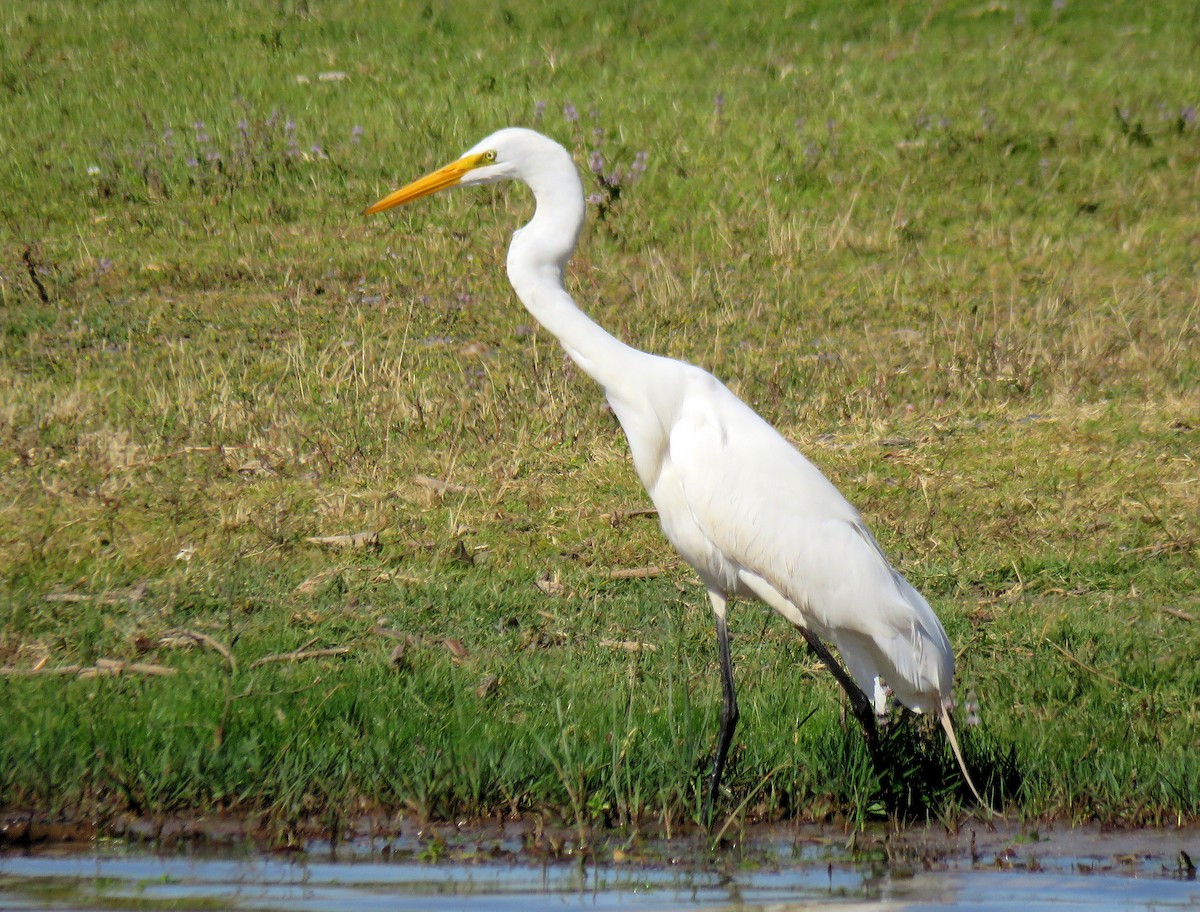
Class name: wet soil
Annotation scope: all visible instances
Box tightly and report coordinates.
[2,809,1196,881]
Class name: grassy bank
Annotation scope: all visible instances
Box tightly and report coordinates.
[1,0,1197,838]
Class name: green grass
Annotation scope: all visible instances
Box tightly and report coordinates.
[1,0,1197,840]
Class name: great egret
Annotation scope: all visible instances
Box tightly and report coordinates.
[365,127,986,820]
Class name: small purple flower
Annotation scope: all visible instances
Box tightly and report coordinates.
[205,150,220,163]
[1052,0,1066,10]
[185,157,198,168]
[284,119,300,157]
[585,192,603,206]
[310,143,324,156]
[588,150,604,175]
[1182,106,1196,125]
[534,100,546,121]
[629,150,648,179]
[96,257,113,275]
[563,103,578,124]
[350,125,364,143]
[713,92,725,117]
[965,690,980,726]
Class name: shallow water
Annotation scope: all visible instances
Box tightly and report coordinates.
[1,828,1197,911]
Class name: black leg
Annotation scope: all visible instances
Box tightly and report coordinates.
[796,628,881,766]
[704,611,739,827]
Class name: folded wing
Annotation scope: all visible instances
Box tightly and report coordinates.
[665,372,953,713]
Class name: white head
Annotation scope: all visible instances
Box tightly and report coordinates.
[363,127,573,214]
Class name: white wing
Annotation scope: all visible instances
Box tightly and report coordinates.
[656,368,953,712]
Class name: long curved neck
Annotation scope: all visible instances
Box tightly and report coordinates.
[505,154,645,394]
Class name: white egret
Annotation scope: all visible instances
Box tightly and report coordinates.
[365,128,987,820]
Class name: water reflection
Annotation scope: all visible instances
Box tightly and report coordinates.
[0,843,1197,910]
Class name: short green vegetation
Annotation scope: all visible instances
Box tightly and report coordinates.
[1,0,1196,839]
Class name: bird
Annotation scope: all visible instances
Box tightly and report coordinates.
[364,127,987,822]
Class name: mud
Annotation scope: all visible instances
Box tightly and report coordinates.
[1,813,1197,912]
[2,808,1197,876]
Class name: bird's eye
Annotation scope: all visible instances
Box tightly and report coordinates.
[483,150,497,162]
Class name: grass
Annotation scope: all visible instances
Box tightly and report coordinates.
[1,0,1197,841]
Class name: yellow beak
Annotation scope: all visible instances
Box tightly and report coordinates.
[363,153,480,215]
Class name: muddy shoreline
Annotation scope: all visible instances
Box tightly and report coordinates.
[2,809,1196,881]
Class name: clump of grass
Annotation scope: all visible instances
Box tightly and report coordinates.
[84,107,362,208]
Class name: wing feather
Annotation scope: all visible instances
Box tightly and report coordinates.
[663,373,952,710]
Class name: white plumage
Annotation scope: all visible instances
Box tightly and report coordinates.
[365,127,986,819]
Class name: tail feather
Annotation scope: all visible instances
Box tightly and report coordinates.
[938,702,1001,817]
